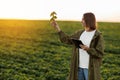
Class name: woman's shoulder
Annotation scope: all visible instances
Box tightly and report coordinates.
[94,30,104,39]
[95,30,102,35]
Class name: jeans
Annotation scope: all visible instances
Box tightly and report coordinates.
[78,67,88,80]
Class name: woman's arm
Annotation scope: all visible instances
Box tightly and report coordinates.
[51,21,72,44]
[51,21,82,45]
[58,31,73,44]
[50,21,61,32]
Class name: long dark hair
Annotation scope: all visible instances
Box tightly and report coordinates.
[83,12,97,30]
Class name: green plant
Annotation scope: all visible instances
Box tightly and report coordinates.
[50,11,57,22]
[0,20,120,80]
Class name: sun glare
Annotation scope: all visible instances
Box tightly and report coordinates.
[0,0,119,22]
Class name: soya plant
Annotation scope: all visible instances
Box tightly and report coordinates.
[50,11,57,22]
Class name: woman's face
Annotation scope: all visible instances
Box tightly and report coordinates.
[81,17,86,27]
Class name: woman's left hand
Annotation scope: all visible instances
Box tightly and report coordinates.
[80,45,89,51]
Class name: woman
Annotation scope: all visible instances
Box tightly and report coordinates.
[51,12,104,80]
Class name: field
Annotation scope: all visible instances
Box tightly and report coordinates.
[0,20,120,80]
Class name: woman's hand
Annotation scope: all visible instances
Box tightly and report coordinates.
[80,45,89,51]
[50,21,61,32]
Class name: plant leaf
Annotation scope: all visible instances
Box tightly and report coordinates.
[50,17,54,22]
[50,11,57,17]
[53,16,57,19]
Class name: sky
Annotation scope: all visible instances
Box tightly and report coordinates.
[0,0,120,22]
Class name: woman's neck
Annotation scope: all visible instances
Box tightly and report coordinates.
[85,27,94,32]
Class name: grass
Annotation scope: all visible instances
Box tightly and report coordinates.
[0,19,120,80]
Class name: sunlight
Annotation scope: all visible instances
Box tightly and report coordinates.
[0,0,119,22]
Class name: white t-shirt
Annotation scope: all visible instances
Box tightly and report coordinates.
[79,30,96,68]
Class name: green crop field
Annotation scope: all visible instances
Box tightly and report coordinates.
[0,20,120,80]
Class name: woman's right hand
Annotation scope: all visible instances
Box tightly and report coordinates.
[50,21,61,32]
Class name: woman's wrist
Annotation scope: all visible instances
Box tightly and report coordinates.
[57,28,61,32]
[56,25,61,32]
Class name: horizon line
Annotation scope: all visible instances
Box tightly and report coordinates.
[0,18,120,23]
